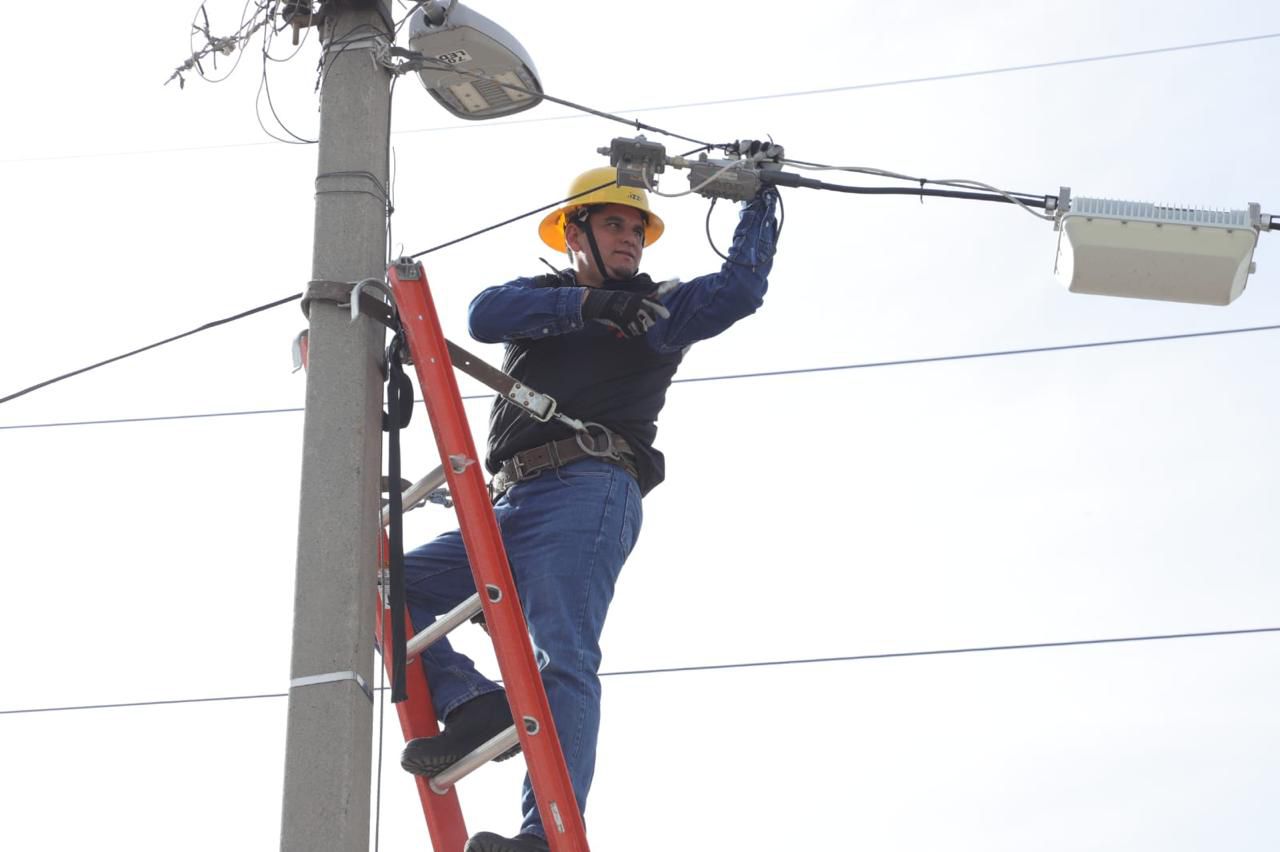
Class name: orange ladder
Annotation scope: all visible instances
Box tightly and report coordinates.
[375,258,590,852]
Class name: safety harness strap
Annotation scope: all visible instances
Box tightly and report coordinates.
[446,339,580,429]
[384,336,413,703]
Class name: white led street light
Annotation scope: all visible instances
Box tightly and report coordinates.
[407,1,542,120]
[1054,193,1272,306]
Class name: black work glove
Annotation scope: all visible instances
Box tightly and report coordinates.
[581,288,671,338]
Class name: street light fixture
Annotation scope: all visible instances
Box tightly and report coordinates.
[1054,193,1272,306]
[407,1,542,120]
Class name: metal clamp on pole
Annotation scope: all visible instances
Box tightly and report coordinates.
[351,278,395,324]
[301,278,398,328]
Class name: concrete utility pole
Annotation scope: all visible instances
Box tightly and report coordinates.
[281,2,394,850]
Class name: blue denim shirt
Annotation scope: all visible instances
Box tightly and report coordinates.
[467,189,780,493]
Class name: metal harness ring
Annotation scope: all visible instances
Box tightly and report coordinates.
[575,422,618,459]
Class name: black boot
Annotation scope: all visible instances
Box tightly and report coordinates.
[464,832,549,852]
[400,690,521,777]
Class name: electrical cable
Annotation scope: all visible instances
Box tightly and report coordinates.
[2,17,414,407]
[779,158,1054,220]
[3,625,1276,716]
[386,75,400,264]
[646,160,740,199]
[406,180,615,259]
[393,0,443,36]
[627,31,1280,114]
[45,30,1274,163]
[108,29,1278,161]
[0,405,310,431]
[399,53,719,150]
[264,2,314,64]
[170,0,271,87]
[764,171,1054,213]
[393,0,419,34]
[180,11,1077,221]
[253,10,317,144]
[4,322,1279,428]
[256,30,318,144]
[704,190,786,265]
[0,293,302,407]
[196,0,256,82]
[597,626,1280,679]
[666,323,1280,385]
[0,180,614,407]
[407,142,712,259]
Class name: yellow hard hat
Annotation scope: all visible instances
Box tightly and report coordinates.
[538,166,664,252]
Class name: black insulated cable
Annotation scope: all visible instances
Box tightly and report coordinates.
[0,293,304,407]
[762,170,1052,208]
[396,51,718,150]
[2,181,620,409]
[407,180,615,259]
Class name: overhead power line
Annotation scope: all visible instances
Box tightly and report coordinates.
[0,293,303,407]
[5,31,1277,164]
[668,323,1280,385]
[3,323,1277,431]
[0,181,627,407]
[3,625,1275,717]
[597,626,1280,679]
[627,30,1280,114]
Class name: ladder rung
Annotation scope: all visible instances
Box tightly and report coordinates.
[405,593,484,661]
[428,725,521,794]
[381,465,447,526]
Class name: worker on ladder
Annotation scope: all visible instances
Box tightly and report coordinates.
[399,165,781,852]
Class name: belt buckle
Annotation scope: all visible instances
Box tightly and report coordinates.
[509,452,529,482]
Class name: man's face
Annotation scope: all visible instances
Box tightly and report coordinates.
[568,203,646,284]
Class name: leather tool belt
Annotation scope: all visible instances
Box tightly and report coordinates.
[490,429,637,499]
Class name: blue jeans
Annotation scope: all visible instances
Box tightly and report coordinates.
[404,458,643,839]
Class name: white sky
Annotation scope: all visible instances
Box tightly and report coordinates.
[2,2,1278,850]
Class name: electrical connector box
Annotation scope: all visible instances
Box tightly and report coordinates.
[1055,198,1260,306]
[606,136,667,190]
[687,160,761,201]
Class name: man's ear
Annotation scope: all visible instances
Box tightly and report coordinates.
[563,222,582,254]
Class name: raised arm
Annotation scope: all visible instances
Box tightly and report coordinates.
[651,188,780,352]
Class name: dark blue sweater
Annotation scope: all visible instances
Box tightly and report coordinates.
[468,189,779,495]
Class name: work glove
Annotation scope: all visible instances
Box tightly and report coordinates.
[581,288,671,338]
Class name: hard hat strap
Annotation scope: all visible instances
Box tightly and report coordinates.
[572,207,613,282]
